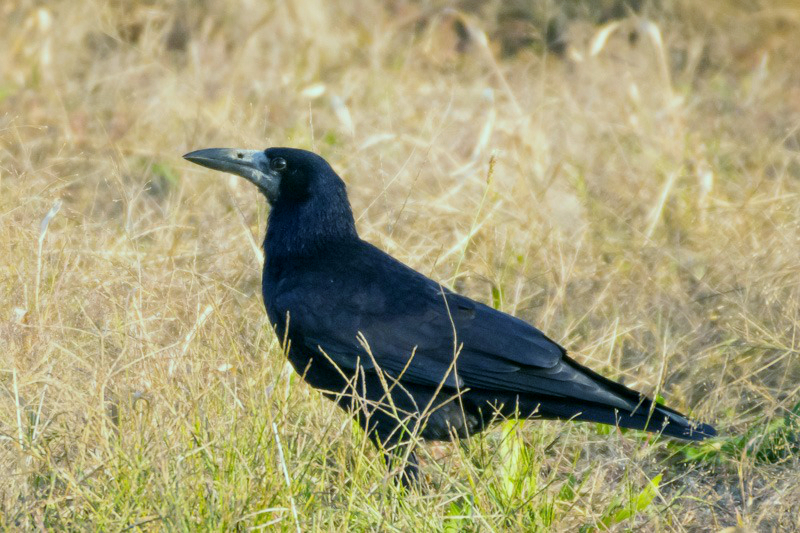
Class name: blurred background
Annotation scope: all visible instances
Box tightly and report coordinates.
[1,0,799,530]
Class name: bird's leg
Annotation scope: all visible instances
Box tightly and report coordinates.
[364,420,421,486]
[384,448,418,487]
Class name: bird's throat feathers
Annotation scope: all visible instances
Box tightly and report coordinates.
[264,183,358,263]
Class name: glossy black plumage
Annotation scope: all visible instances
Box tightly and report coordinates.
[184,146,716,483]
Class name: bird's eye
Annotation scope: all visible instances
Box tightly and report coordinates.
[270,157,287,172]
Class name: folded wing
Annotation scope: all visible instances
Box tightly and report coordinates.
[278,276,635,411]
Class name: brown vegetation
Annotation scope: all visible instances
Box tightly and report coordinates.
[1,1,799,530]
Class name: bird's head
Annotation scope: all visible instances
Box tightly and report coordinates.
[184,146,357,256]
[183,146,339,206]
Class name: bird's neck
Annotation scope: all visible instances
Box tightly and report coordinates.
[263,191,359,267]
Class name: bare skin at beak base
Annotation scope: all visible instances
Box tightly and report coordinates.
[183,148,279,202]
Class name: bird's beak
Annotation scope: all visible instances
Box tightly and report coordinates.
[183,148,280,203]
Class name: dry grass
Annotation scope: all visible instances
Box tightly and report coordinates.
[2,0,799,530]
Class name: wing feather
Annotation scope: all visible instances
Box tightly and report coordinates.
[275,275,571,395]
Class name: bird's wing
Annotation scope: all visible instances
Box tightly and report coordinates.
[275,276,599,399]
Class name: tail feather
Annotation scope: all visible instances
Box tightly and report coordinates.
[523,395,716,440]
[524,355,717,440]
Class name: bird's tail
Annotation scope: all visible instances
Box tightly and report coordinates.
[522,356,717,441]
[531,395,717,440]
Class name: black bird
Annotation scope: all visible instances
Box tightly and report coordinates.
[184,147,716,482]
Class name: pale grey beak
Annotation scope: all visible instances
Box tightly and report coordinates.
[183,148,280,203]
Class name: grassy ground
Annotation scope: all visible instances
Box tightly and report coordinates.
[2,0,799,530]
